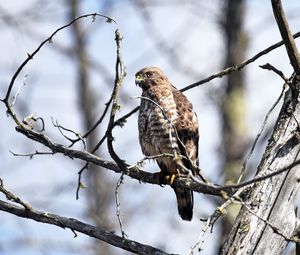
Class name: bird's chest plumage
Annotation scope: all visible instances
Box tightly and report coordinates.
[138,88,178,156]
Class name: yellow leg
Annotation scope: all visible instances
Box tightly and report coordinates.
[165,174,179,185]
[153,172,179,186]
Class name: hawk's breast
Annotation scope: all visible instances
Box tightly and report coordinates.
[138,88,178,157]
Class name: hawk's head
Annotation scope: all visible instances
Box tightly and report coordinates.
[135,67,168,90]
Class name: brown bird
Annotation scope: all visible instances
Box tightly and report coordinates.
[136,67,199,221]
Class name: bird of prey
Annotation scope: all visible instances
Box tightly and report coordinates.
[136,67,199,221]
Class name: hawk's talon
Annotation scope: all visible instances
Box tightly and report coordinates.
[153,172,180,186]
[165,174,179,186]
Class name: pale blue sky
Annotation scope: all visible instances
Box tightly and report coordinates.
[1,1,300,254]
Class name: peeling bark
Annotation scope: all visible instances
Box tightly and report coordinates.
[222,79,300,254]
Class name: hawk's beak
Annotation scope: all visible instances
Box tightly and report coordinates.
[135,74,143,86]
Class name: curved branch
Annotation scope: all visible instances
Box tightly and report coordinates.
[106,29,128,170]
[2,13,116,104]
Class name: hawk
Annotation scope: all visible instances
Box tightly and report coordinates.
[136,67,199,221]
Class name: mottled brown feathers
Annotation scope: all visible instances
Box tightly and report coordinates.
[136,67,199,221]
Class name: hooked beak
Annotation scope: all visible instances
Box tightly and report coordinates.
[135,74,144,86]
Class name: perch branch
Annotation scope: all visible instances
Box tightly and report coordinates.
[14,125,222,197]
[13,121,300,200]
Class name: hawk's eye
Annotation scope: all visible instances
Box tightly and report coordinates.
[145,71,153,77]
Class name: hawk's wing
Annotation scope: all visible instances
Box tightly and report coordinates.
[171,86,199,174]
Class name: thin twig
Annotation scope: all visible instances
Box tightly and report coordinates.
[3,13,116,105]
[71,84,116,146]
[11,79,26,107]
[76,163,88,200]
[221,157,300,191]
[113,106,140,128]
[92,106,140,153]
[0,178,32,210]
[259,63,290,84]
[9,150,54,159]
[209,188,245,226]
[233,197,300,244]
[22,114,45,132]
[51,118,86,149]
[128,153,179,169]
[259,63,291,85]
[71,229,78,238]
[182,31,300,92]
[237,82,287,184]
[115,173,127,238]
[2,13,116,129]
[187,217,212,255]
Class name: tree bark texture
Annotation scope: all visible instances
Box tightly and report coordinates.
[221,81,300,254]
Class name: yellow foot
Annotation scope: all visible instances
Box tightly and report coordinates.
[153,172,179,186]
[165,174,179,185]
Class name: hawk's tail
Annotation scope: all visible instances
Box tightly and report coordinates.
[174,187,193,221]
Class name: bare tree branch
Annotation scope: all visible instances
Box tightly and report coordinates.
[0,179,32,210]
[14,120,300,199]
[237,82,286,184]
[182,31,300,91]
[0,200,173,255]
[106,29,128,171]
[14,124,222,197]
[271,0,300,75]
[115,173,127,238]
[2,13,116,106]
[259,63,290,84]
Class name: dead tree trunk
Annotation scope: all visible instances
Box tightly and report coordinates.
[222,82,300,254]
[221,1,300,254]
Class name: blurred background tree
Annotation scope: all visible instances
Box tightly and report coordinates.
[218,0,248,248]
